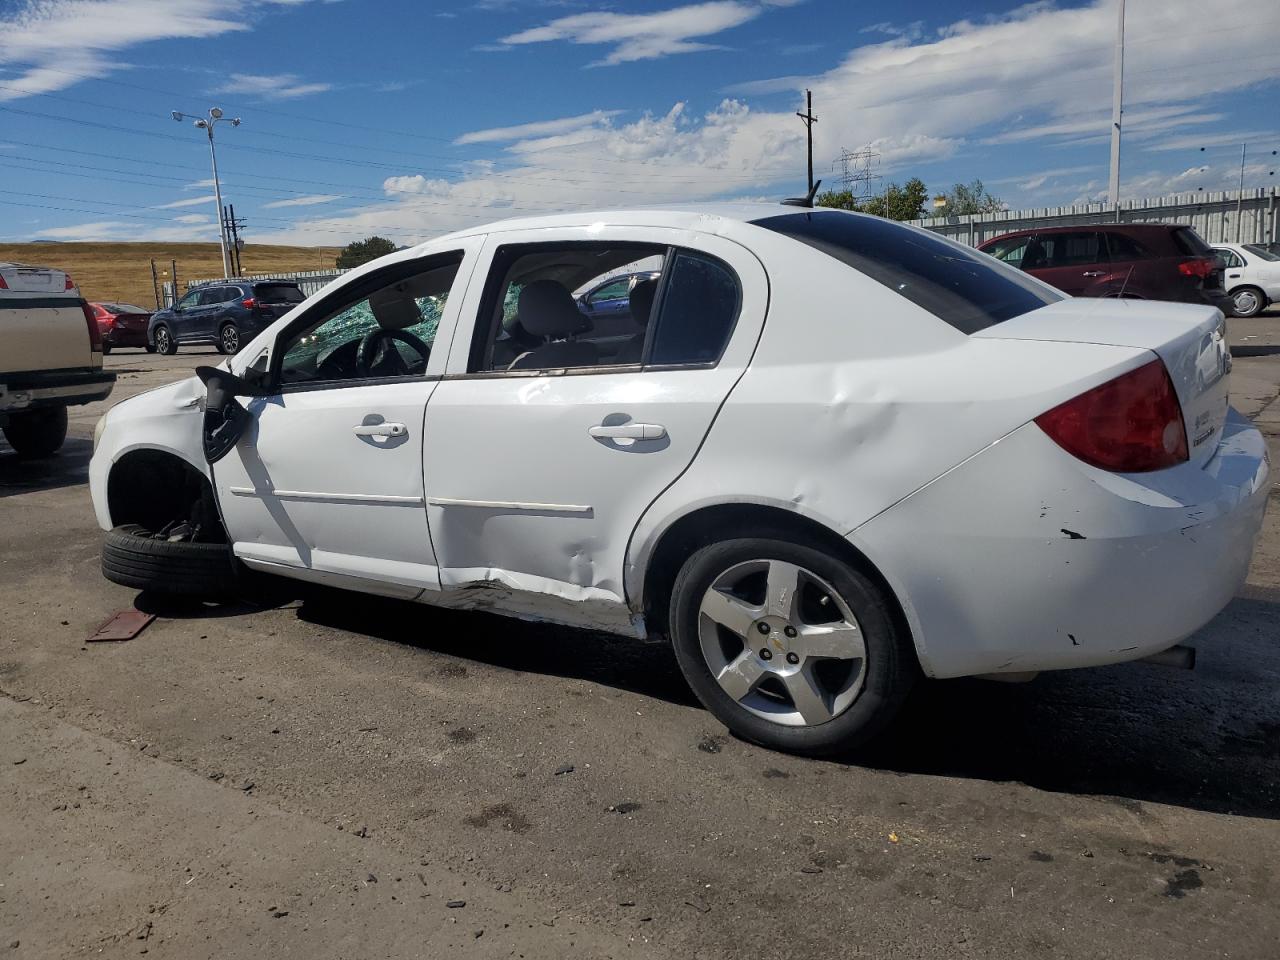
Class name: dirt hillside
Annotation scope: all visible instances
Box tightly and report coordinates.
[0,242,340,309]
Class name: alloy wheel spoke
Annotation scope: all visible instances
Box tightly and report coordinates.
[783,667,834,725]
[700,588,761,639]
[795,622,863,660]
[716,653,767,703]
[764,561,804,621]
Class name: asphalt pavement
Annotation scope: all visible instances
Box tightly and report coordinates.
[3,310,1280,959]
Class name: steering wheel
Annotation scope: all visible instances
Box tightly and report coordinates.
[355,328,431,378]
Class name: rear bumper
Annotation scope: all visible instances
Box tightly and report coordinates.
[0,368,116,412]
[854,408,1269,678]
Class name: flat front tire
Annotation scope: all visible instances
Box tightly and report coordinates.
[669,537,917,756]
[2,405,68,458]
[102,524,237,597]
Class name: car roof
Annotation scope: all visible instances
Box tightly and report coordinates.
[410,202,812,251]
[190,277,299,287]
[984,223,1188,242]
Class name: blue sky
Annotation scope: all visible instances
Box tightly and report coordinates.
[0,0,1276,245]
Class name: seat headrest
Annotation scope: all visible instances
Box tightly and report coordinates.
[517,280,585,338]
[369,282,423,331]
[629,278,657,327]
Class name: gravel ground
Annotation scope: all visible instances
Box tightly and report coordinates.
[3,309,1280,959]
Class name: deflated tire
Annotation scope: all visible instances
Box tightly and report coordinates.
[101,523,238,597]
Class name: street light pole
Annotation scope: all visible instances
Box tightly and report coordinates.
[1237,143,1247,243]
[172,108,241,279]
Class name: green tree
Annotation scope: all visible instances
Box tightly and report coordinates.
[934,179,1003,217]
[336,236,398,270]
[815,177,928,221]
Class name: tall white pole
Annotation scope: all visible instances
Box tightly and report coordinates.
[1236,143,1247,243]
[206,125,231,279]
[1108,0,1125,221]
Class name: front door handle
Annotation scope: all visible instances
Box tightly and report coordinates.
[1082,270,1106,277]
[353,422,407,438]
[589,422,667,441]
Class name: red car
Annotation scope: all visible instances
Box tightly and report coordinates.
[90,302,154,354]
[978,224,1234,315]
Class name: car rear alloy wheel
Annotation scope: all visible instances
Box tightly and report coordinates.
[669,537,916,756]
[153,325,177,355]
[1231,287,1264,318]
[219,323,240,355]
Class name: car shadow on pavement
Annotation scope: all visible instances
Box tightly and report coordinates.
[294,587,699,709]
[861,595,1280,821]
[0,437,93,498]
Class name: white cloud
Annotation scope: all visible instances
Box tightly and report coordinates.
[262,194,342,208]
[173,213,212,223]
[0,0,329,100]
[499,1,788,66]
[148,0,1276,246]
[455,110,624,145]
[154,195,217,209]
[215,72,331,100]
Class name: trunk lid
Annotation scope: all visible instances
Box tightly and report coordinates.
[0,262,70,293]
[974,298,1230,468]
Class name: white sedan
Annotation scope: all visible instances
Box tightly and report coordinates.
[89,204,1268,756]
[1213,242,1280,317]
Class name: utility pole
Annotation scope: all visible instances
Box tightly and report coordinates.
[223,204,247,276]
[1107,0,1125,222]
[797,90,818,195]
[172,108,241,279]
[1236,143,1248,243]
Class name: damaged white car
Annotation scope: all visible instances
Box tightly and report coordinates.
[90,204,1269,755]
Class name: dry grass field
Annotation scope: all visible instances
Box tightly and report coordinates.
[0,242,340,309]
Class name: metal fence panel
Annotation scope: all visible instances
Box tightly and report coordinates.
[908,188,1278,247]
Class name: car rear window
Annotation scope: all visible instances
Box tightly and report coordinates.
[1171,226,1214,257]
[255,283,305,303]
[1243,243,1280,262]
[103,302,149,313]
[753,211,1061,334]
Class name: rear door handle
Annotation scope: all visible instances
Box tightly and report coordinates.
[1082,270,1106,277]
[589,422,667,441]
[353,422,407,438]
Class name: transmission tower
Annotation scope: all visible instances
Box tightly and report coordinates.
[833,147,881,203]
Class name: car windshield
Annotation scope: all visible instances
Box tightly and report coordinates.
[255,283,305,303]
[1243,244,1280,262]
[752,211,1061,334]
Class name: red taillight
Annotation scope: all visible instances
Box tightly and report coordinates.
[1177,258,1215,279]
[1035,359,1188,472]
[64,274,76,290]
[241,297,257,309]
[81,300,103,352]
[0,274,8,289]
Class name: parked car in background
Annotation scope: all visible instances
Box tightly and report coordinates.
[90,205,1265,757]
[574,269,663,359]
[1,261,114,457]
[1211,243,1280,318]
[980,224,1233,315]
[90,301,153,353]
[148,279,306,355]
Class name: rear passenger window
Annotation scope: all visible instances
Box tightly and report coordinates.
[648,252,740,366]
[198,286,227,306]
[1106,233,1148,261]
[469,243,741,373]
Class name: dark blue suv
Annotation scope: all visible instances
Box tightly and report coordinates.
[148,279,305,355]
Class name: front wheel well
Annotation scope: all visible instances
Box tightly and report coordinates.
[638,503,913,652]
[106,450,226,543]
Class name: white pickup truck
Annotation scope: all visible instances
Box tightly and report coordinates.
[1,260,115,457]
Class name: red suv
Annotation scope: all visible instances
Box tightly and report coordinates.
[978,224,1233,315]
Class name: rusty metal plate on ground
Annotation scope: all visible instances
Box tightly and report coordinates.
[86,610,156,643]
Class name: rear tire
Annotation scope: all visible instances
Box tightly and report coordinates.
[2,406,68,458]
[102,342,112,355]
[668,536,917,757]
[153,325,177,355]
[1231,286,1265,319]
[102,524,238,597]
[217,322,240,355]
